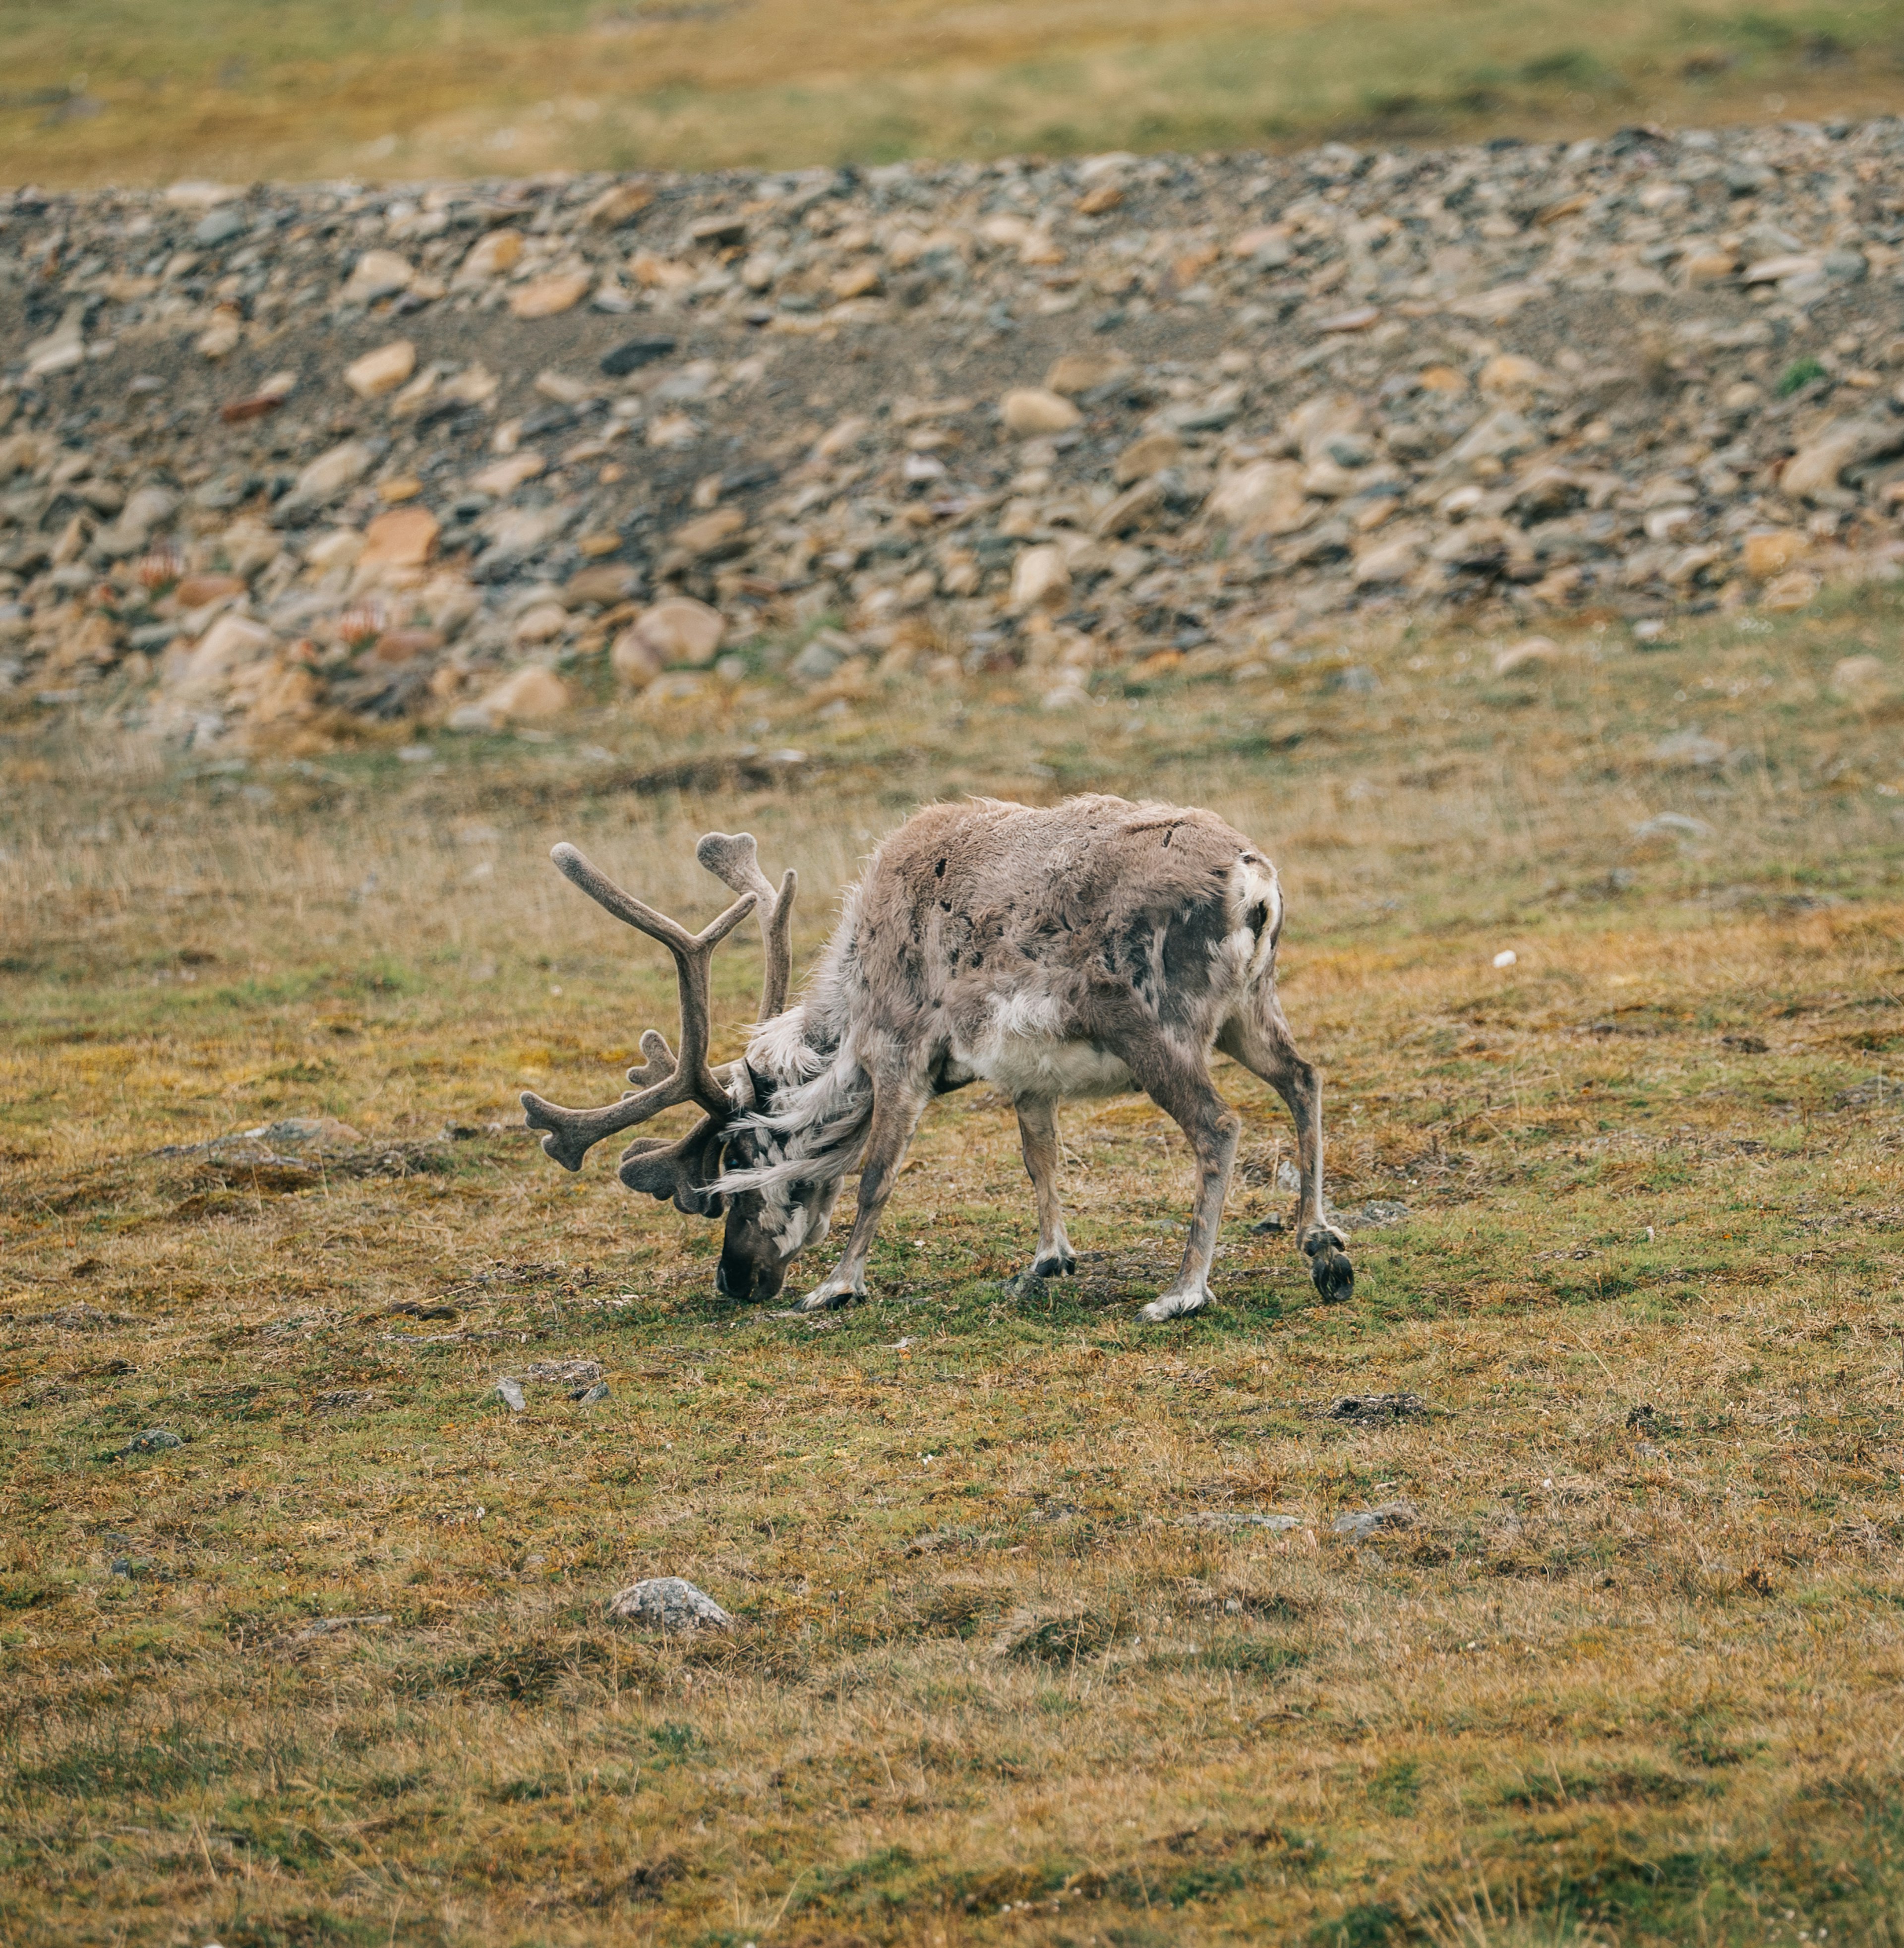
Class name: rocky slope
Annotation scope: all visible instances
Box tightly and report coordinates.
[6,116,1904,743]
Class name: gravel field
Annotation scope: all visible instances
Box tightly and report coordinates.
[8,117,1904,747]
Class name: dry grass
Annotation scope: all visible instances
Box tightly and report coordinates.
[6,0,1904,189]
[3,592,1904,1946]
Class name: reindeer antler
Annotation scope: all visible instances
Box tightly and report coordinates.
[695,831,798,1021]
[519,834,797,1212]
[521,843,752,1170]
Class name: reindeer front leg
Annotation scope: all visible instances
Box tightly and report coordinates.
[795,1072,931,1311]
[1015,1097,1077,1279]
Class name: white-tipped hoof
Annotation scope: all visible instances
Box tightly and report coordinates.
[1138,1285,1213,1323]
[795,1280,859,1313]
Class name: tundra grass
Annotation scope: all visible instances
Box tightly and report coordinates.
[5,0,1904,190]
[2,595,1904,1945]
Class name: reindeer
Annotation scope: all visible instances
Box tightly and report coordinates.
[521,795,1353,1322]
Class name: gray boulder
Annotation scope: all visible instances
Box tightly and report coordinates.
[607,1576,732,1630]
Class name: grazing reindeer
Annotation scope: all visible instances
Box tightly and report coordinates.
[522,795,1353,1321]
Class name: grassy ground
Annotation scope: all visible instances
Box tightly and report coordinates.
[3,591,1904,1946]
[6,0,1904,189]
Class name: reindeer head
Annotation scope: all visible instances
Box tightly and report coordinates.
[520,832,816,1302]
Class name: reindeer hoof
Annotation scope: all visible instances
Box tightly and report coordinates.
[1306,1243,1355,1306]
[794,1281,859,1313]
[1138,1285,1212,1324]
[1029,1247,1077,1279]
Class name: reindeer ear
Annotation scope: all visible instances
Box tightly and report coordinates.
[619,1116,726,1217]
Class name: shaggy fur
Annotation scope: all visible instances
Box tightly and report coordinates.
[715,795,1351,1320]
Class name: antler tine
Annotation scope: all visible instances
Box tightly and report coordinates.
[520,843,757,1171]
[552,841,755,964]
[624,1027,676,1090]
[619,1115,725,1212]
[759,867,797,1020]
[695,831,799,1022]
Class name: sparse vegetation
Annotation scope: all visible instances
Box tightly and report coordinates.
[1777,355,1829,395]
[7,0,1904,187]
[3,585,1904,1943]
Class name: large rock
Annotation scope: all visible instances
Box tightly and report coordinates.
[1742,529,1808,579]
[235,1112,361,1146]
[1094,476,1166,537]
[610,628,664,686]
[95,486,179,558]
[477,504,573,568]
[1832,653,1889,698]
[195,307,242,359]
[24,306,86,379]
[193,205,248,248]
[1352,536,1421,586]
[455,229,523,282]
[1207,460,1310,537]
[565,562,640,608]
[584,182,654,229]
[341,251,416,304]
[669,508,745,559]
[1000,388,1082,436]
[1781,418,1904,503]
[1011,543,1071,611]
[1448,281,1545,322]
[1491,635,1571,676]
[1684,249,1738,286]
[1113,431,1182,484]
[511,602,569,648]
[831,261,883,300]
[1762,569,1821,612]
[607,1576,731,1630]
[509,273,591,319]
[1743,252,1821,286]
[304,528,364,572]
[815,415,870,460]
[472,452,545,497]
[278,440,376,521]
[1439,408,1537,472]
[600,335,678,377]
[164,179,240,209]
[1045,352,1130,396]
[1477,354,1547,400]
[238,661,320,728]
[624,596,725,666]
[1287,393,1366,462]
[357,505,440,575]
[219,516,282,580]
[344,340,416,400]
[167,614,274,698]
[459,665,570,727]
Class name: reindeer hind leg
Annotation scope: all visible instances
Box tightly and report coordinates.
[1217,999,1354,1307]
